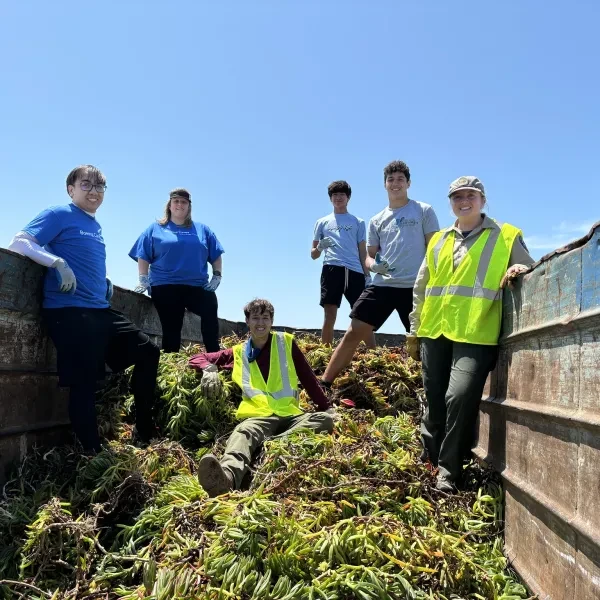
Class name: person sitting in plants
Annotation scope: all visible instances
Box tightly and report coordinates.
[188,298,335,496]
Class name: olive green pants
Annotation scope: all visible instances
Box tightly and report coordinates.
[220,412,334,488]
[420,336,498,482]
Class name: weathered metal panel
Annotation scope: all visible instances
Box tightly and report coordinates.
[474,222,600,600]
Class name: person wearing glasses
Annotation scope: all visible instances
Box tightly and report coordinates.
[129,188,224,353]
[8,165,160,452]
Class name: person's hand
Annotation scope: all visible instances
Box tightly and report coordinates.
[200,364,222,399]
[134,274,150,294]
[106,277,113,302]
[317,237,335,251]
[500,264,529,289]
[406,335,421,361]
[370,252,395,275]
[203,274,222,292]
[54,258,77,293]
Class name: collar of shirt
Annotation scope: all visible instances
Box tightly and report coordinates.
[245,334,271,363]
[450,213,498,239]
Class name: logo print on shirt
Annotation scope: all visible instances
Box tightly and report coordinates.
[80,229,104,242]
[327,225,354,232]
[395,217,419,228]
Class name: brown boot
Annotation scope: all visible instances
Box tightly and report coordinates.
[198,454,233,497]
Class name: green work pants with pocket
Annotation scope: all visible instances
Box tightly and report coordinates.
[220,412,334,488]
[420,335,498,482]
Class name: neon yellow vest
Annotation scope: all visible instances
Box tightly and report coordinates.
[417,221,521,345]
[232,332,302,420]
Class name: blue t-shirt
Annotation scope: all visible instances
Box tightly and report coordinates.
[23,204,109,309]
[129,221,224,287]
[312,212,366,274]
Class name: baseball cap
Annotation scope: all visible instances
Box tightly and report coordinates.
[448,176,485,198]
[170,188,192,202]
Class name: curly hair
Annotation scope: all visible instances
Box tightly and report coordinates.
[66,165,106,189]
[327,180,352,198]
[383,160,410,183]
[243,298,275,320]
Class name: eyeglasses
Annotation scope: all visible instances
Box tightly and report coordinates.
[80,180,107,193]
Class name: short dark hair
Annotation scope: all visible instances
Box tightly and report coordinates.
[66,165,106,189]
[383,160,410,183]
[243,298,275,320]
[169,188,191,202]
[327,180,352,198]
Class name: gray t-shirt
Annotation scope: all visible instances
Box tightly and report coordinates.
[367,200,439,288]
[313,212,366,274]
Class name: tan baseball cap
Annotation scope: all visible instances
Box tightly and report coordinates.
[448,176,485,197]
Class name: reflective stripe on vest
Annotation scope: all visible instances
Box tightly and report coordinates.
[417,221,521,345]
[232,332,302,420]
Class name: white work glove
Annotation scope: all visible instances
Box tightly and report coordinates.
[203,274,222,292]
[200,364,222,399]
[370,252,395,275]
[134,274,150,294]
[406,335,421,361]
[53,258,77,293]
[317,237,335,251]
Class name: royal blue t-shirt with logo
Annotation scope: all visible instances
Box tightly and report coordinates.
[23,204,109,309]
[129,221,224,287]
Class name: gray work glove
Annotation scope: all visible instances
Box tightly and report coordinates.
[201,364,222,399]
[54,258,77,293]
[134,274,150,294]
[203,274,222,292]
[317,237,335,251]
[370,252,395,275]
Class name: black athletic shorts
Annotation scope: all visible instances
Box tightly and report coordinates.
[320,265,365,308]
[349,285,413,332]
[43,307,154,386]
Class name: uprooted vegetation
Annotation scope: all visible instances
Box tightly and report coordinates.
[0,335,532,599]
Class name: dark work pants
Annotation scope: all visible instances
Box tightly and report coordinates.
[151,284,220,353]
[420,336,498,482]
[44,308,160,452]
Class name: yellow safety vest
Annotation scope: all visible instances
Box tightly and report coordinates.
[417,221,522,345]
[232,332,302,420]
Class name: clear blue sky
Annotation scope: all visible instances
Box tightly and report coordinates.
[1,1,598,334]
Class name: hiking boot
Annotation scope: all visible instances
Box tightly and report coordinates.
[435,474,455,493]
[198,454,234,497]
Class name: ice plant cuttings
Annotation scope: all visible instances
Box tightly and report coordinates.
[0,338,533,600]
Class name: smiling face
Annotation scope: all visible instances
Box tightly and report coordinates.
[384,171,411,202]
[330,192,349,212]
[246,310,273,344]
[450,189,486,219]
[68,169,106,213]
[170,196,191,221]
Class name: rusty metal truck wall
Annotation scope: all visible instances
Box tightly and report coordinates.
[475,223,600,600]
[0,249,242,483]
